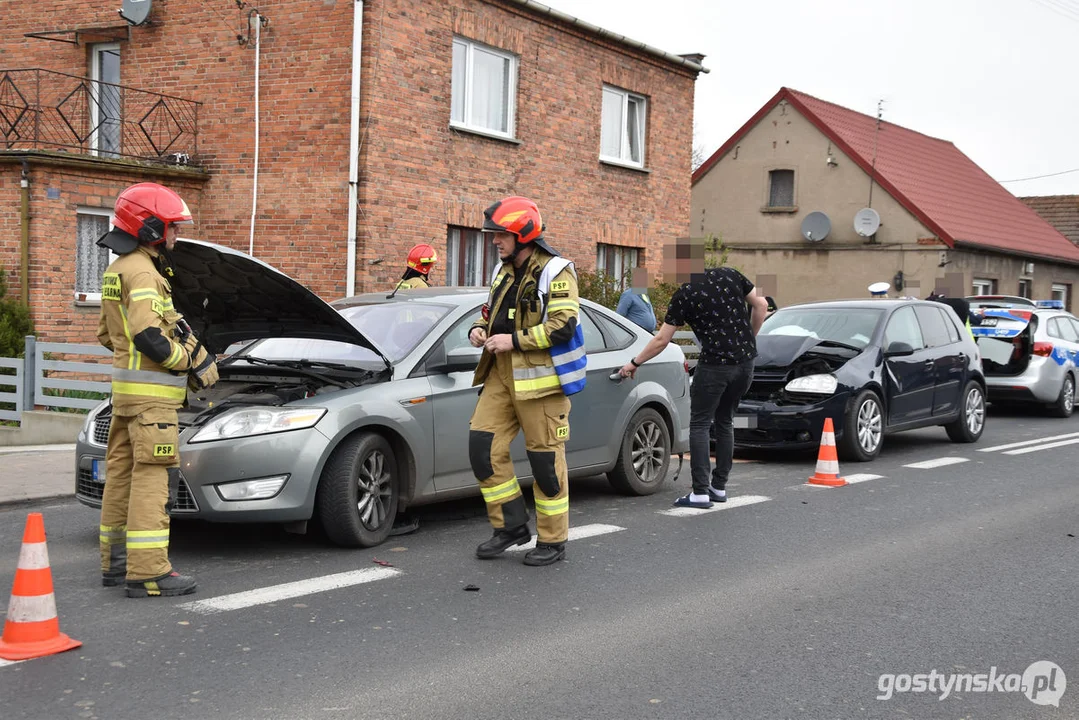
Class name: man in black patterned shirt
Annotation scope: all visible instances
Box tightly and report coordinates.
[619,238,768,508]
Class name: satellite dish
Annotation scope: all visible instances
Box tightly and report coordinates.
[854,208,881,237]
[119,0,153,26]
[800,211,831,243]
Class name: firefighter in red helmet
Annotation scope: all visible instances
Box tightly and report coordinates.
[395,244,438,290]
[96,182,218,598]
[467,196,584,566]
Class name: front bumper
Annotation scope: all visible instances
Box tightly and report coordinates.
[75,416,331,523]
[733,392,851,450]
[984,356,1066,404]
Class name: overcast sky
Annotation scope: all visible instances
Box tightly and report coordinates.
[552,0,1079,197]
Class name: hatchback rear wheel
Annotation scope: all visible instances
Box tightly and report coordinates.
[945,381,986,442]
[317,432,399,547]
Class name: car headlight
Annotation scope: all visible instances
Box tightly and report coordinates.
[189,407,327,443]
[785,374,838,395]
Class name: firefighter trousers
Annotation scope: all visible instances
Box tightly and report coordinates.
[469,352,571,544]
[99,407,180,581]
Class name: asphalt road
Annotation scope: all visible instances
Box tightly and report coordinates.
[1,406,1077,720]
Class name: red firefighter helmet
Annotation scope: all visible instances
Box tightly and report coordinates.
[407,243,438,274]
[482,196,557,255]
[112,183,193,245]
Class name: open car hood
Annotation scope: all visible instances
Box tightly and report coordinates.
[167,238,389,364]
[754,334,857,367]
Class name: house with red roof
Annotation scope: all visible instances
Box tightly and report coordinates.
[691,88,1079,310]
[1021,195,1079,248]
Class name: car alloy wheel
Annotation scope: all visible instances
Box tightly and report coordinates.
[856,397,882,455]
[357,449,393,531]
[1064,377,1075,415]
[965,386,986,435]
[632,419,666,485]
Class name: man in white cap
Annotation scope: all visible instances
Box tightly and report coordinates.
[868,282,890,299]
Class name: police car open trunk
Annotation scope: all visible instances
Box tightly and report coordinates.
[972,309,1039,377]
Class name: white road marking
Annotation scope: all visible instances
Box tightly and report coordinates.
[841,473,884,484]
[903,457,970,469]
[658,494,771,517]
[1004,437,1079,456]
[506,523,626,552]
[0,659,25,669]
[979,431,1079,453]
[178,567,401,615]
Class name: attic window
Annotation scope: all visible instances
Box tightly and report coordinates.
[768,169,795,207]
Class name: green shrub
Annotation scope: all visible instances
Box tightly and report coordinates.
[0,268,33,358]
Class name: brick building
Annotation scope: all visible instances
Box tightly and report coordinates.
[0,0,704,343]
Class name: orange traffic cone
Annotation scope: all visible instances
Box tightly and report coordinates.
[807,418,847,487]
[0,513,81,661]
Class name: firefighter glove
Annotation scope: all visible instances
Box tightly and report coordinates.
[187,345,219,391]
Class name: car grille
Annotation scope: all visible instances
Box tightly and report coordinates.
[75,467,198,514]
[93,413,111,446]
[744,371,789,402]
[76,468,103,504]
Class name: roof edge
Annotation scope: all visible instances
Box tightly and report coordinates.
[953,240,1079,267]
[498,0,709,74]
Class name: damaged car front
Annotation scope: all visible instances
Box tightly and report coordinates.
[734,305,886,456]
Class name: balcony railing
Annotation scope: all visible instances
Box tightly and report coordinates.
[0,68,200,166]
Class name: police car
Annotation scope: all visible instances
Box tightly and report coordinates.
[967,297,1079,417]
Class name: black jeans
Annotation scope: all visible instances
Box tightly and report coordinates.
[689,360,754,496]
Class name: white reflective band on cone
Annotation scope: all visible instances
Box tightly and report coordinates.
[821,431,836,445]
[16,542,49,570]
[816,460,840,475]
[6,594,58,623]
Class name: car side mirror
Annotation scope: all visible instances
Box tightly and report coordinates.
[428,345,482,374]
[884,341,915,357]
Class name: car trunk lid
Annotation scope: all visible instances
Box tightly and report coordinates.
[972,308,1037,376]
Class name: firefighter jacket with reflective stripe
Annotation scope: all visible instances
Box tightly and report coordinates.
[395,276,429,290]
[471,249,581,400]
[96,245,194,413]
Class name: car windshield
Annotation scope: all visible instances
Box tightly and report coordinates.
[237,302,450,365]
[759,308,884,349]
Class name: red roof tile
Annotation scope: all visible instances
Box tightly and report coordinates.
[1020,195,1079,247]
[693,88,1079,265]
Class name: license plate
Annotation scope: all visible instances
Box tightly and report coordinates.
[980,317,998,327]
[734,416,757,429]
[92,459,106,483]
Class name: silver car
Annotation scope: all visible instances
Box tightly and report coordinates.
[968,296,1079,417]
[75,239,690,547]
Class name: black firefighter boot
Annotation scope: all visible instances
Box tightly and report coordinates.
[126,570,197,598]
[523,542,566,566]
[475,525,532,559]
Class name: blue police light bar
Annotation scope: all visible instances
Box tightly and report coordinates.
[1035,299,1065,309]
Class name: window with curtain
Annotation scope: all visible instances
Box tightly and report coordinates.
[596,243,640,287]
[600,85,647,167]
[75,210,113,301]
[89,43,121,158]
[767,170,795,207]
[972,278,997,295]
[450,37,517,138]
[446,227,499,286]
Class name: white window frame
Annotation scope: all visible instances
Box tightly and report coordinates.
[446,227,498,287]
[596,243,640,288]
[450,37,518,140]
[75,206,116,305]
[1051,283,1070,309]
[600,85,647,168]
[972,278,996,295]
[89,42,121,157]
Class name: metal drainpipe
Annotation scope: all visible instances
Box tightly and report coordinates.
[346,0,364,297]
[19,159,30,305]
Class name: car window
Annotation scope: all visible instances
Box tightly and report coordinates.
[442,308,483,354]
[592,310,636,350]
[884,306,925,350]
[940,307,961,343]
[1070,318,1079,341]
[578,309,605,354]
[914,305,953,347]
[1047,318,1062,340]
[1055,317,1079,342]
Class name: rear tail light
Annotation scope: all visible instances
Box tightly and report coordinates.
[1033,341,1054,357]
[684,361,690,374]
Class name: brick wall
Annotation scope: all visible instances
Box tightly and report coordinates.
[0,0,698,342]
